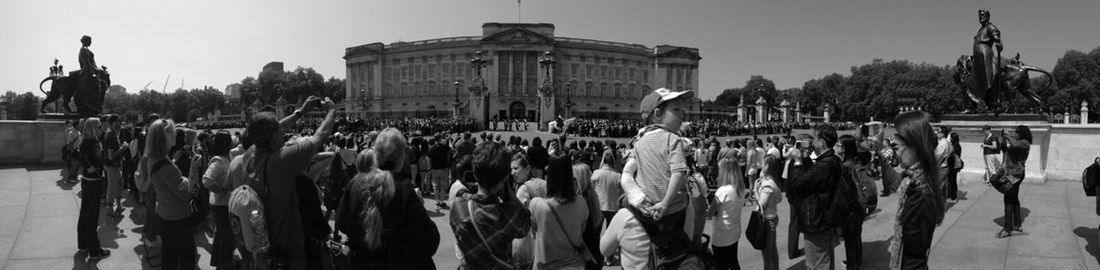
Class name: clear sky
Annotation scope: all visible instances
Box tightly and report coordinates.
[2,0,1098,100]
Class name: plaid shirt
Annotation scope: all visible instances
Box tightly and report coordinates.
[450,194,532,270]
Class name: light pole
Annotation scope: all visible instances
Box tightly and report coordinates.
[453,81,463,119]
[564,82,574,118]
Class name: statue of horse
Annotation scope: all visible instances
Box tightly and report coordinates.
[953,54,1054,114]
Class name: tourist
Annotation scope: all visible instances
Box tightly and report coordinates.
[510,152,547,269]
[429,136,453,209]
[600,193,652,270]
[948,132,963,201]
[694,140,710,185]
[529,137,549,178]
[783,137,804,259]
[786,124,842,270]
[336,128,440,268]
[593,151,623,227]
[65,119,83,183]
[747,138,765,191]
[838,134,865,270]
[998,125,1032,238]
[247,96,338,270]
[887,111,946,269]
[529,155,592,269]
[935,126,955,195]
[981,125,1001,185]
[450,142,533,269]
[224,130,256,269]
[76,117,111,260]
[202,130,234,270]
[102,115,124,216]
[709,154,746,270]
[626,87,693,233]
[147,118,200,270]
[572,161,606,269]
[756,155,784,270]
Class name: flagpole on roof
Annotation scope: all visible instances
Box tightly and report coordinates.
[518,0,522,23]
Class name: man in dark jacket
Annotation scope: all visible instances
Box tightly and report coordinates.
[786,125,842,270]
[429,136,453,209]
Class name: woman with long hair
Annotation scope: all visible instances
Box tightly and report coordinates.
[572,161,605,269]
[528,155,592,270]
[757,155,784,270]
[947,132,963,202]
[888,111,945,269]
[709,157,746,270]
[511,152,547,269]
[203,131,235,269]
[336,128,439,269]
[998,125,1031,238]
[76,117,111,260]
[146,119,200,270]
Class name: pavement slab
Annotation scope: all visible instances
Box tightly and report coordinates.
[1,166,1099,269]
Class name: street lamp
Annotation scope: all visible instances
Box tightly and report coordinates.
[453,81,463,119]
[564,82,574,118]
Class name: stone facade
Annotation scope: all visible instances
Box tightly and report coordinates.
[343,22,700,120]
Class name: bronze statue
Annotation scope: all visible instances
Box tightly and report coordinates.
[955,53,1052,113]
[39,35,109,116]
[954,10,1054,114]
[972,10,1002,104]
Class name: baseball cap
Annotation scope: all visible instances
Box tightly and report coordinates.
[640,88,695,120]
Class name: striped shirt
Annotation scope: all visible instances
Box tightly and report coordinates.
[634,128,689,214]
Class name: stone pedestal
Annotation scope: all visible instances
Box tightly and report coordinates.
[468,86,489,131]
[0,120,67,165]
[938,114,1049,184]
[539,94,556,131]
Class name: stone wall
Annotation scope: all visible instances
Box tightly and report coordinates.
[0,120,66,165]
[944,121,1100,183]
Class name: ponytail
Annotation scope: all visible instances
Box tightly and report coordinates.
[358,169,395,250]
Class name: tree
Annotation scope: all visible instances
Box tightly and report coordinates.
[2,91,41,120]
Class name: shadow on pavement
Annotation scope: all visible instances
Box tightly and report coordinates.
[992,207,1030,227]
[1073,226,1100,265]
[861,238,892,270]
[71,251,100,270]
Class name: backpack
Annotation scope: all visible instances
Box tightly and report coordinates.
[228,154,279,266]
[825,161,860,226]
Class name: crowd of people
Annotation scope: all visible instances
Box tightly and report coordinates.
[58,86,1030,269]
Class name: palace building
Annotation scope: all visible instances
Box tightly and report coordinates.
[343,22,700,121]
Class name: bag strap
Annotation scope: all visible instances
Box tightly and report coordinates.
[466,200,515,268]
[150,158,172,175]
[545,199,584,250]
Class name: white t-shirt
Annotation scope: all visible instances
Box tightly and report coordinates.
[710,185,745,247]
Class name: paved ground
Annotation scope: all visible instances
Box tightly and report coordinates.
[2,165,1099,269]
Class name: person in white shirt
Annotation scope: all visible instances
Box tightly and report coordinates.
[757,155,784,270]
[709,156,747,270]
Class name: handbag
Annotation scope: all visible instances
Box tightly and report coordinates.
[989,168,1020,194]
[744,204,768,250]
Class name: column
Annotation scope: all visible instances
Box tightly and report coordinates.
[1082,100,1090,124]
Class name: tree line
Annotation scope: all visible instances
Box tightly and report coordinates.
[1,66,345,122]
[709,46,1100,122]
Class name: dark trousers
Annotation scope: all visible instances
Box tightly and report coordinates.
[160,215,197,270]
[946,169,960,200]
[144,189,161,240]
[787,201,802,258]
[1003,177,1023,230]
[712,242,741,270]
[77,179,103,252]
[901,217,936,270]
[210,206,236,269]
[842,213,864,270]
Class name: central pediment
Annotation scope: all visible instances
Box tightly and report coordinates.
[481,28,555,44]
